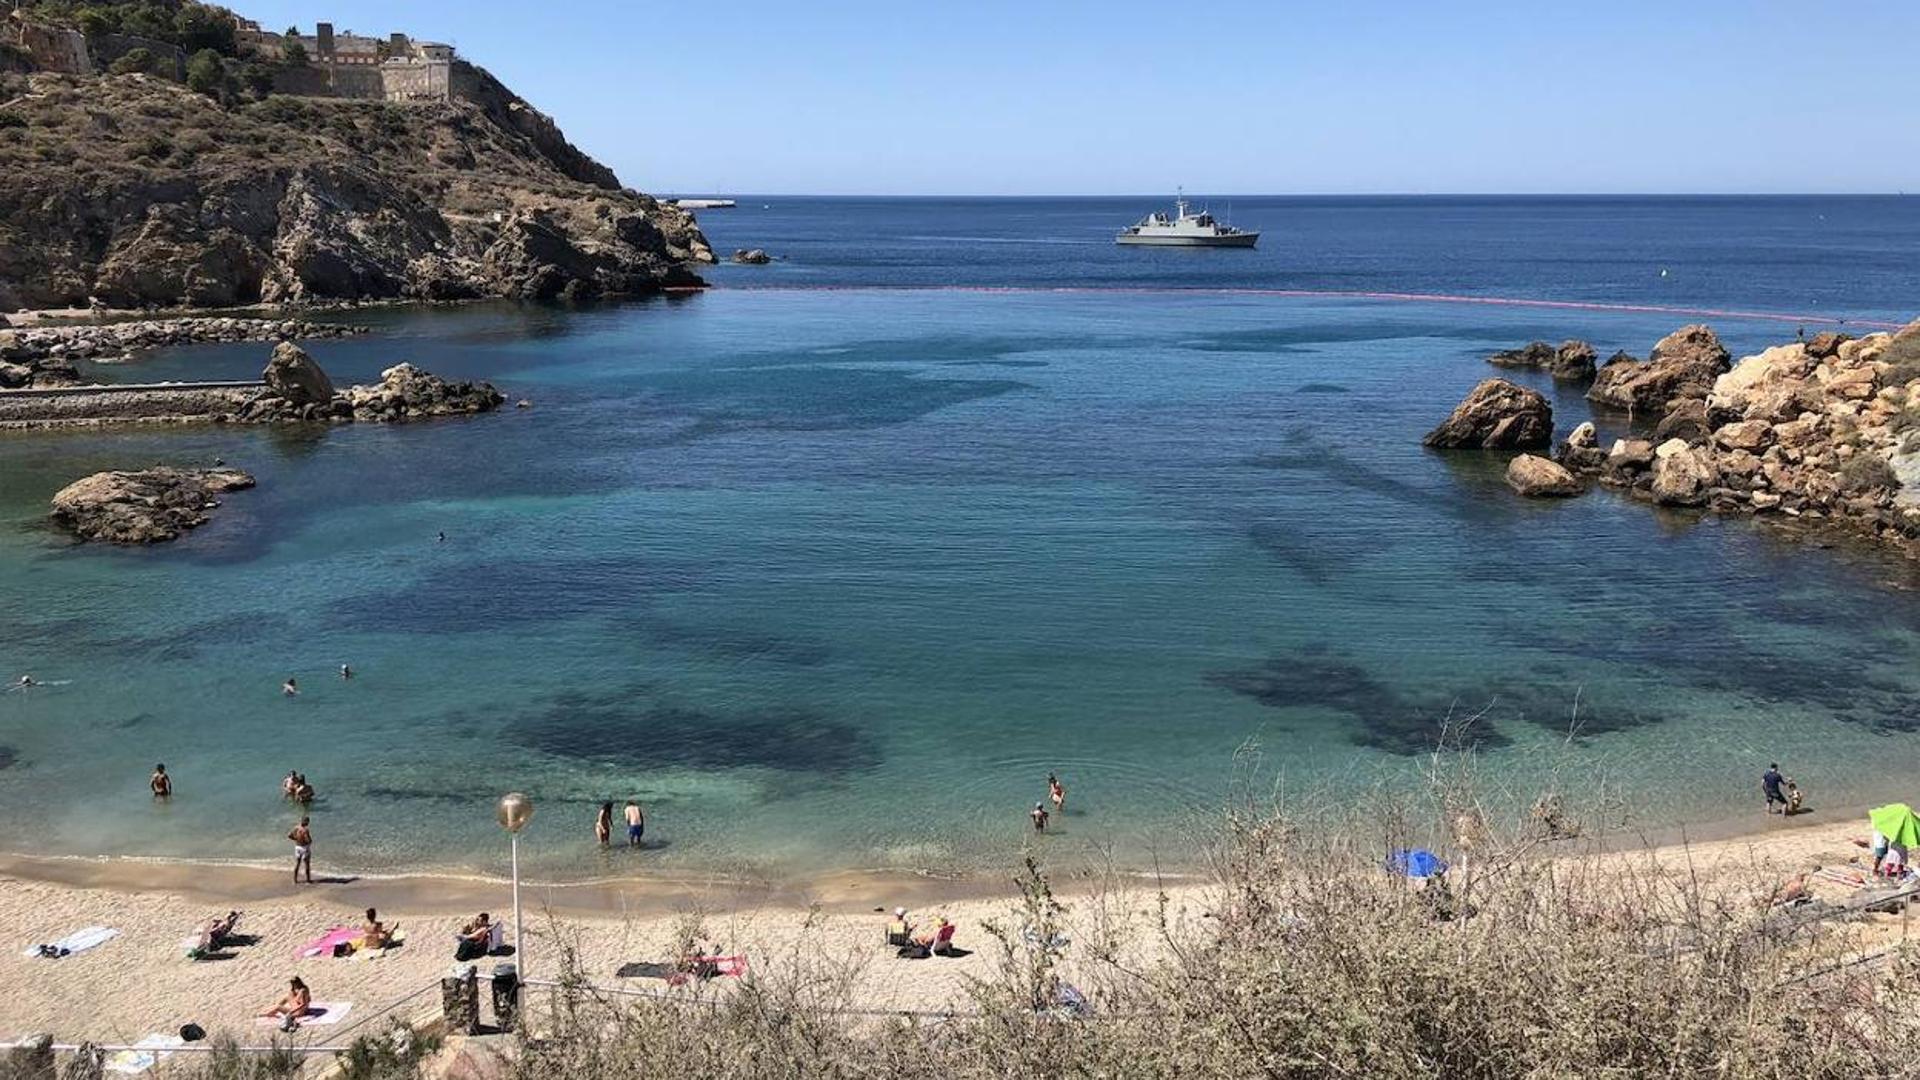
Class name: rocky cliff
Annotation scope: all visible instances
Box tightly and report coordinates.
[0,60,710,310]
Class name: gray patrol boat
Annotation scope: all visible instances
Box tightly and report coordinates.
[1115,192,1258,247]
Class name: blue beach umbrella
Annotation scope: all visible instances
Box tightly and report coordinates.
[1388,848,1448,878]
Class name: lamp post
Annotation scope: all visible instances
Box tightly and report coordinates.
[496,792,534,977]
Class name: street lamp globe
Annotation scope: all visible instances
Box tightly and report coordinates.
[497,792,534,833]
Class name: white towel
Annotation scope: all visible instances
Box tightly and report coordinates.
[105,1034,184,1075]
[255,1002,353,1028]
[21,926,118,959]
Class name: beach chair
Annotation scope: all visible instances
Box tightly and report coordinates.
[930,922,958,957]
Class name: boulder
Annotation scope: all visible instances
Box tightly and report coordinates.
[1558,421,1608,472]
[263,342,336,406]
[1588,325,1732,412]
[1806,331,1850,360]
[1505,453,1582,497]
[0,361,31,389]
[1607,438,1656,471]
[1653,398,1710,444]
[49,468,256,544]
[1651,445,1717,506]
[1713,419,1772,453]
[731,248,773,265]
[1423,378,1553,450]
[1487,339,1597,381]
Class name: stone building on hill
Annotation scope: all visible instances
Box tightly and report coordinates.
[238,18,455,102]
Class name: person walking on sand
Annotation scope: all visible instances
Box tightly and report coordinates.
[1048,773,1066,814]
[625,801,645,847]
[595,801,613,847]
[150,763,172,799]
[1031,802,1050,831]
[1762,763,1789,815]
[289,816,313,884]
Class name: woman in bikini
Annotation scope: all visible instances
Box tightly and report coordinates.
[261,977,311,1021]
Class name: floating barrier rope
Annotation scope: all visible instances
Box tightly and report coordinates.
[712,284,1908,330]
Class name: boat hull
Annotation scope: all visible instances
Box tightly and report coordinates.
[1114,232,1259,248]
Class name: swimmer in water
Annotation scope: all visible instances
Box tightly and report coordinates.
[150,763,172,799]
[339,664,352,681]
[10,675,35,691]
[437,531,447,543]
[1030,802,1049,831]
[283,678,299,697]
[1048,773,1066,814]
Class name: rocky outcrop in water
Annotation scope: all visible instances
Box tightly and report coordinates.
[236,348,502,422]
[1488,339,1597,382]
[1505,453,1582,497]
[1558,322,1920,553]
[1423,378,1554,449]
[731,248,772,265]
[262,340,335,405]
[0,343,502,429]
[49,467,255,544]
[1587,325,1732,413]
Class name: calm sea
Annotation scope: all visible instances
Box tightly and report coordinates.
[1,196,1917,879]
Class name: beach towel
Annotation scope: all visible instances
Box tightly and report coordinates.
[254,1002,353,1028]
[297,927,362,959]
[668,955,748,987]
[104,1034,184,1075]
[354,929,406,961]
[22,926,118,959]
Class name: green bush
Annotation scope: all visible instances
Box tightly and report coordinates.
[185,47,225,99]
[107,47,157,76]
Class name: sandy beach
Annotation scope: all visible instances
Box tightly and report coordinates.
[2,808,1914,1050]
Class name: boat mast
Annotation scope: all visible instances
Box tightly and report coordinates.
[1175,185,1187,218]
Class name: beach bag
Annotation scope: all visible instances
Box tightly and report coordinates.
[455,937,485,962]
[896,944,930,960]
[179,1024,205,1042]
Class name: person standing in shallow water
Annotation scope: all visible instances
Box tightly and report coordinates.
[1762,763,1789,814]
[624,801,645,847]
[289,816,313,884]
[1031,802,1049,831]
[150,763,171,799]
[1048,773,1066,814]
[595,802,613,847]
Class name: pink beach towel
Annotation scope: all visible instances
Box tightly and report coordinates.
[296,927,361,959]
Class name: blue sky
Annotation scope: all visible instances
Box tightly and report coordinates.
[240,1,1919,195]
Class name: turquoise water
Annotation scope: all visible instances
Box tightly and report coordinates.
[3,198,1920,880]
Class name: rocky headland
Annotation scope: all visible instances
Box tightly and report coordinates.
[1441,321,1920,556]
[0,6,711,311]
[49,466,255,543]
[0,315,363,386]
